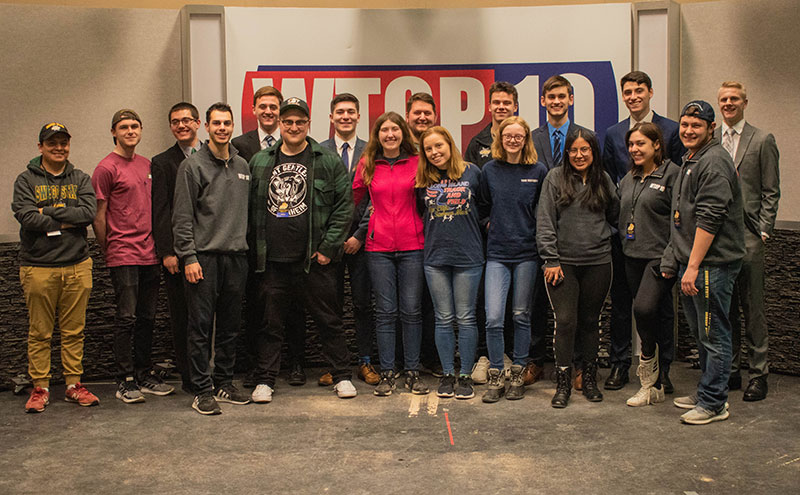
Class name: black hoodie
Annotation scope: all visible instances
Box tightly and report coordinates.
[12,156,96,266]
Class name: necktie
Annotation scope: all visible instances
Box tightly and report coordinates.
[341,142,350,172]
[552,130,562,165]
[722,128,735,158]
[265,135,275,149]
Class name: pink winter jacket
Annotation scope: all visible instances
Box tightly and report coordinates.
[352,155,425,252]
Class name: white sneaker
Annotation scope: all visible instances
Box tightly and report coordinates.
[251,384,274,403]
[334,380,357,399]
[471,356,490,384]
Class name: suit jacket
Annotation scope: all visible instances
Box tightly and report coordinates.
[531,121,594,169]
[231,129,262,163]
[320,137,369,239]
[151,142,187,258]
[715,122,780,237]
[603,112,684,184]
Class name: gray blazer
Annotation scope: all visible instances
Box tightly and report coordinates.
[715,122,780,237]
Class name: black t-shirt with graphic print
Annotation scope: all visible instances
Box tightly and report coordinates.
[265,146,311,262]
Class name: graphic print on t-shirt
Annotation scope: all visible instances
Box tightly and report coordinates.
[268,162,307,217]
[425,179,472,222]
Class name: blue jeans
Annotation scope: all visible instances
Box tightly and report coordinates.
[424,264,482,376]
[679,261,741,413]
[368,250,424,372]
[484,260,538,368]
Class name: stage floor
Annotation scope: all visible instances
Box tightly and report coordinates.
[1,364,798,494]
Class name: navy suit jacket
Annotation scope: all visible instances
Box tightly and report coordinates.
[151,142,187,258]
[603,112,684,184]
[531,121,594,170]
[231,129,261,163]
[320,137,368,239]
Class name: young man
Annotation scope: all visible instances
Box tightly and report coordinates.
[13,122,99,413]
[602,71,685,392]
[173,103,252,415]
[716,81,780,401]
[92,109,174,403]
[661,100,744,425]
[406,92,437,143]
[232,86,283,162]
[151,102,201,393]
[248,97,356,403]
[319,93,376,385]
[465,81,519,168]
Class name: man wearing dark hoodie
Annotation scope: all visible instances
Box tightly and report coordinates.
[173,102,252,415]
[661,100,745,425]
[12,122,99,413]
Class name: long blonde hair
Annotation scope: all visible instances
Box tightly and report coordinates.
[490,116,538,164]
[415,126,466,188]
[360,112,417,186]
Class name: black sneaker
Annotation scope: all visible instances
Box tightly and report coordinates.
[140,370,175,396]
[374,371,396,396]
[192,393,221,415]
[437,375,456,398]
[404,371,430,395]
[455,376,475,400]
[116,377,145,404]
[214,384,251,405]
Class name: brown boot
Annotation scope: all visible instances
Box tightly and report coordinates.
[573,369,583,391]
[522,361,543,385]
[318,372,333,387]
[357,363,380,385]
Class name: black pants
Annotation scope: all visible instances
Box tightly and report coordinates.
[185,253,247,395]
[547,263,612,368]
[337,248,374,360]
[255,261,352,387]
[162,266,190,387]
[109,264,160,381]
[625,257,675,372]
[608,236,634,368]
[529,266,551,366]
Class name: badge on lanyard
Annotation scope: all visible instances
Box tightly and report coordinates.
[626,222,636,240]
[673,210,681,229]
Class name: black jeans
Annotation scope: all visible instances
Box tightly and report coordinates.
[547,263,612,368]
[624,257,676,372]
[185,253,247,395]
[255,261,352,387]
[529,266,550,366]
[608,236,634,368]
[109,264,160,381]
[338,248,374,361]
[162,265,189,387]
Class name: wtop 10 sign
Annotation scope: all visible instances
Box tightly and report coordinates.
[240,62,619,151]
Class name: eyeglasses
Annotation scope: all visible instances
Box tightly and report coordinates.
[502,134,526,143]
[568,146,592,156]
[281,118,309,128]
[170,117,198,127]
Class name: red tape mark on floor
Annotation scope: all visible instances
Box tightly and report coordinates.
[444,411,454,446]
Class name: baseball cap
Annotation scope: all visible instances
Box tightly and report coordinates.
[111,108,142,128]
[680,100,715,123]
[279,97,310,118]
[39,122,71,143]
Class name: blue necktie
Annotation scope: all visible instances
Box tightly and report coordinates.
[552,130,562,165]
[265,135,275,148]
[341,142,350,172]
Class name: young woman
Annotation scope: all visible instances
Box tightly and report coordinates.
[479,116,548,403]
[537,128,619,408]
[618,122,679,406]
[352,112,428,396]
[416,126,484,400]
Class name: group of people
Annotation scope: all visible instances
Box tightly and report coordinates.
[12,70,779,425]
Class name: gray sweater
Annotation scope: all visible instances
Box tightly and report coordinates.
[536,166,620,267]
[660,138,745,274]
[172,142,250,264]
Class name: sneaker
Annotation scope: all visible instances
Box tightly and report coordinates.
[140,371,175,396]
[437,375,456,398]
[471,356,490,384]
[192,393,221,415]
[455,376,475,400]
[506,364,525,400]
[25,387,49,413]
[65,383,100,407]
[421,362,444,378]
[374,371,396,396]
[334,380,358,398]
[215,384,251,405]
[482,368,505,403]
[251,384,274,403]
[673,394,698,410]
[116,377,145,404]
[357,363,380,385]
[404,371,430,395]
[680,406,730,425]
[626,385,665,407]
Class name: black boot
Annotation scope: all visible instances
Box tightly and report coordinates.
[582,361,604,402]
[551,366,572,408]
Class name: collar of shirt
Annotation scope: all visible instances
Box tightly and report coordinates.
[258,126,280,147]
[722,119,746,136]
[334,134,357,155]
[547,119,570,138]
[180,142,199,158]
[629,110,654,129]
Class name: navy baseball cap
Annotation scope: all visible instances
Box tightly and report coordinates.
[680,100,715,123]
[39,122,71,143]
[280,97,310,118]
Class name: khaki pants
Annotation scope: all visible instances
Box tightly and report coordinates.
[20,258,93,388]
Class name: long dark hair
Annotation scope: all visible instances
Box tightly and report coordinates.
[625,122,665,173]
[556,128,610,212]
[360,111,417,185]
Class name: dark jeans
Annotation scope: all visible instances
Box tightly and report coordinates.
[185,253,247,395]
[109,264,160,381]
[530,266,551,366]
[625,257,676,373]
[338,248,374,361]
[547,263,612,368]
[609,236,634,369]
[162,266,189,387]
[255,261,352,388]
[679,261,741,412]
